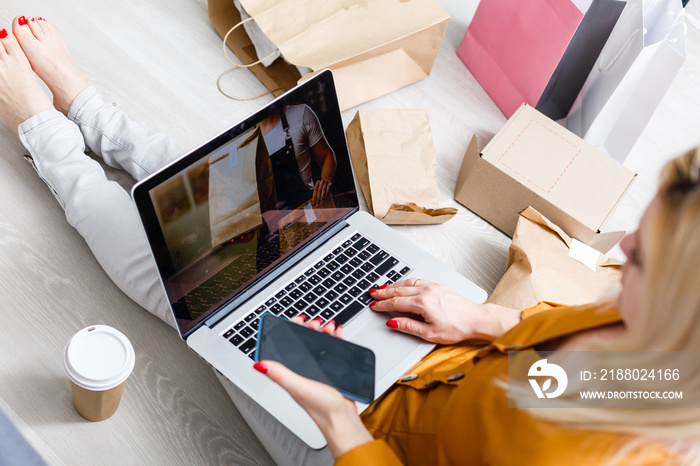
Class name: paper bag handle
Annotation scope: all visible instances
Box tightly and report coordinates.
[597,2,641,73]
[664,20,687,44]
[217,17,282,101]
[598,29,639,72]
[647,1,686,44]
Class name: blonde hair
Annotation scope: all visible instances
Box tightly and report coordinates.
[509,147,700,463]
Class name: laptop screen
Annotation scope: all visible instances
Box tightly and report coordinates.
[133,71,358,336]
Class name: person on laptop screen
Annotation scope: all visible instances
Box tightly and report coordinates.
[145,106,338,325]
[1,17,697,465]
[258,105,337,211]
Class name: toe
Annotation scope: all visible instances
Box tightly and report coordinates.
[35,18,62,44]
[12,16,38,45]
[0,28,8,53]
[0,26,25,58]
[26,17,46,40]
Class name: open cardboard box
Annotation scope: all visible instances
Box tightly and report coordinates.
[455,104,636,253]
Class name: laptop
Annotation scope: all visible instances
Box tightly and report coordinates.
[132,70,487,449]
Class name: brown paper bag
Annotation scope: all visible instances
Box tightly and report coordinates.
[208,0,302,100]
[209,0,449,110]
[345,109,456,225]
[487,207,622,310]
[209,127,272,247]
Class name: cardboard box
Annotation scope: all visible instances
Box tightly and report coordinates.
[455,104,636,253]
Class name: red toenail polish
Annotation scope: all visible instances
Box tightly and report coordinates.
[18,16,27,26]
[0,29,7,39]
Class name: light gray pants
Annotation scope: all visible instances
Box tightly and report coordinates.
[18,86,332,466]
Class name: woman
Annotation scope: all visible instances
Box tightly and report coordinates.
[1,16,192,326]
[1,16,697,464]
[256,148,700,464]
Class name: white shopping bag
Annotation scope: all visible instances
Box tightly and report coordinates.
[567,0,686,163]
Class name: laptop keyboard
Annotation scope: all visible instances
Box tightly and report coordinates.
[220,232,412,359]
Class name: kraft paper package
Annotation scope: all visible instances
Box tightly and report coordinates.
[345,109,456,225]
[487,207,622,311]
[208,0,450,110]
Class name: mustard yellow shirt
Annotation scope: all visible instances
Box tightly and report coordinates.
[337,302,673,465]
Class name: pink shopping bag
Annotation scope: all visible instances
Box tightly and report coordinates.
[457,0,624,119]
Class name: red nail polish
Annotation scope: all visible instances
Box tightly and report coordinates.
[336,325,343,332]
[253,362,268,374]
[0,29,7,39]
[369,301,377,309]
[368,288,378,294]
[38,17,44,21]
[386,319,399,329]
[379,284,388,290]
[326,320,336,327]
[18,16,27,26]
[311,317,322,323]
[30,17,35,21]
[298,313,308,322]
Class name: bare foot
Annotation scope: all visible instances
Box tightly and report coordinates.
[0,23,53,136]
[13,16,89,115]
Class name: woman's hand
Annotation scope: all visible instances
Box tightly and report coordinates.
[368,279,521,344]
[254,317,374,459]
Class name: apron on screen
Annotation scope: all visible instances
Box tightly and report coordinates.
[268,109,313,211]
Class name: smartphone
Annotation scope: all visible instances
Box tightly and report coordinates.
[256,314,376,403]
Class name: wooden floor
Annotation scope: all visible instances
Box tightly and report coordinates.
[0,1,698,464]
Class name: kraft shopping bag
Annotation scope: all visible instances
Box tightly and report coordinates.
[487,207,622,310]
[209,0,301,100]
[345,109,456,225]
[567,0,686,163]
[209,0,450,110]
[457,0,626,119]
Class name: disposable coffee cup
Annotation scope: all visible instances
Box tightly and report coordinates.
[64,325,135,422]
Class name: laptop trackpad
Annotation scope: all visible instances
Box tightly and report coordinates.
[347,312,428,377]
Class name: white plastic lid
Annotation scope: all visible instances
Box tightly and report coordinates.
[64,325,135,391]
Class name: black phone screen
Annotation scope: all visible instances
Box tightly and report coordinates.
[256,314,375,403]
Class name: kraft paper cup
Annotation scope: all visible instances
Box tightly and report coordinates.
[64,325,135,422]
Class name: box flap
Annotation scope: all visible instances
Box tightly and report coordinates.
[454,135,481,202]
[587,230,626,254]
[481,104,635,232]
[598,173,637,231]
